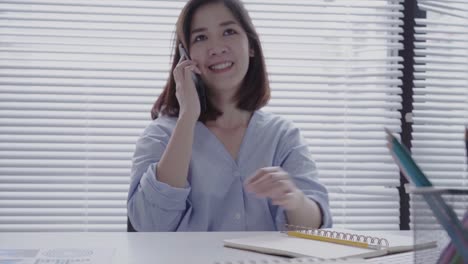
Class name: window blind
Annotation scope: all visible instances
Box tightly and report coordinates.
[0,0,404,232]
[411,0,468,229]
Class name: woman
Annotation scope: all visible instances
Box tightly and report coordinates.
[127,0,332,232]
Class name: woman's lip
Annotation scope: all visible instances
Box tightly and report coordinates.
[208,61,234,68]
[208,62,234,73]
[208,63,234,73]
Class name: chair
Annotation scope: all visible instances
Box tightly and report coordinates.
[127,217,137,232]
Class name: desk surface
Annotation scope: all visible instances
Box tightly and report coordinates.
[1,231,413,264]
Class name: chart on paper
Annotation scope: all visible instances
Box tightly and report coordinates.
[0,248,114,264]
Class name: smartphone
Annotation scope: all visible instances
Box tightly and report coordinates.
[178,43,207,113]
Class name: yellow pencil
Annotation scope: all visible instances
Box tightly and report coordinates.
[286,231,382,250]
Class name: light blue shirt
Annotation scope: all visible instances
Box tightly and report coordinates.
[127,110,332,231]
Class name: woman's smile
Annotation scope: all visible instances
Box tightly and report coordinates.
[208,61,234,73]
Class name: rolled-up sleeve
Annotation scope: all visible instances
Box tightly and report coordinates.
[127,119,191,231]
[274,122,333,229]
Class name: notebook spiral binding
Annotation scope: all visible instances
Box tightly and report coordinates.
[284,224,390,248]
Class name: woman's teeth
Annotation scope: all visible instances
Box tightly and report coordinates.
[209,62,233,70]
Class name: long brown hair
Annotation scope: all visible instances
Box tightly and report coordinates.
[151,0,270,121]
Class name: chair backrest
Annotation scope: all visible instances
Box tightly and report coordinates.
[127,217,137,232]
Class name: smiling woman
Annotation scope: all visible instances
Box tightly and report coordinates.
[152,0,269,123]
[127,0,332,232]
[188,4,252,99]
[0,0,405,233]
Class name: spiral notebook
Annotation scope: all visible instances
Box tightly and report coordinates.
[223,227,436,260]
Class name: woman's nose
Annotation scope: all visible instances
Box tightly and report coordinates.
[208,45,228,56]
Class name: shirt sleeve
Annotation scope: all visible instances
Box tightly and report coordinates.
[127,119,191,231]
[273,121,333,229]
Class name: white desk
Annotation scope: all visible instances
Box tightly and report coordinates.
[2,232,287,264]
[0,231,416,264]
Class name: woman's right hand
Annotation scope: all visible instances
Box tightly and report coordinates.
[173,55,202,123]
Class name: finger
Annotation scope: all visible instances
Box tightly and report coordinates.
[174,60,196,80]
[175,61,197,77]
[247,171,288,192]
[245,173,273,193]
[182,66,200,84]
[174,64,200,85]
[254,179,293,198]
[245,167,281,185]
[176,60,197,69]
[271,192,297,208]
[173,68,183,85]
[178,53,186,63]
[193,66,202,74]
[246,175,283,196]
[246,167,280,183]
[272,197,290,208]
[244,169,268,186]
[184,64,202,75]
[256,186,287,200]
[248,173,284,193]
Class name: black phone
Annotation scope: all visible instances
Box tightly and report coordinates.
[178,43,207,113]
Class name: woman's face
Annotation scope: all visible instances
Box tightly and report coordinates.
[189,3,253,96]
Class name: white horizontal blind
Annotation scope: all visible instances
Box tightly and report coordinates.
[411,0,468,229]
[0,0,403,232]
[260,0,404,230]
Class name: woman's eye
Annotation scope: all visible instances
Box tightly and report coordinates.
[224,29,237,36]
[193,35,207,43]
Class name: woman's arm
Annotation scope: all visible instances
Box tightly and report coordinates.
[157,55,202,188]
[127,119,194,231]
[128,55,203,231]
[156,116,196,188]
[285,191,322,229]
[244,166,326,229]
[245,121,332,230]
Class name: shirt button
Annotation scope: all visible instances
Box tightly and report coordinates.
[235,213,241,220]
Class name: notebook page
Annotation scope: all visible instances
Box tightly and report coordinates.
[224,233,386,259]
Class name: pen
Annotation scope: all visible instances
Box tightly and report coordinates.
[286,231,382,250]
[385,128,468,262]
[384,128,432,187]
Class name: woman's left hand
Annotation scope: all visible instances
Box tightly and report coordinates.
[244,167,305,211]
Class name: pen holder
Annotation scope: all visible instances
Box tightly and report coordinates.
[409,187,468,264]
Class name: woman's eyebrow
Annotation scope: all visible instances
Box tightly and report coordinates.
[219,20,237,27]
[191,20,238,34]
